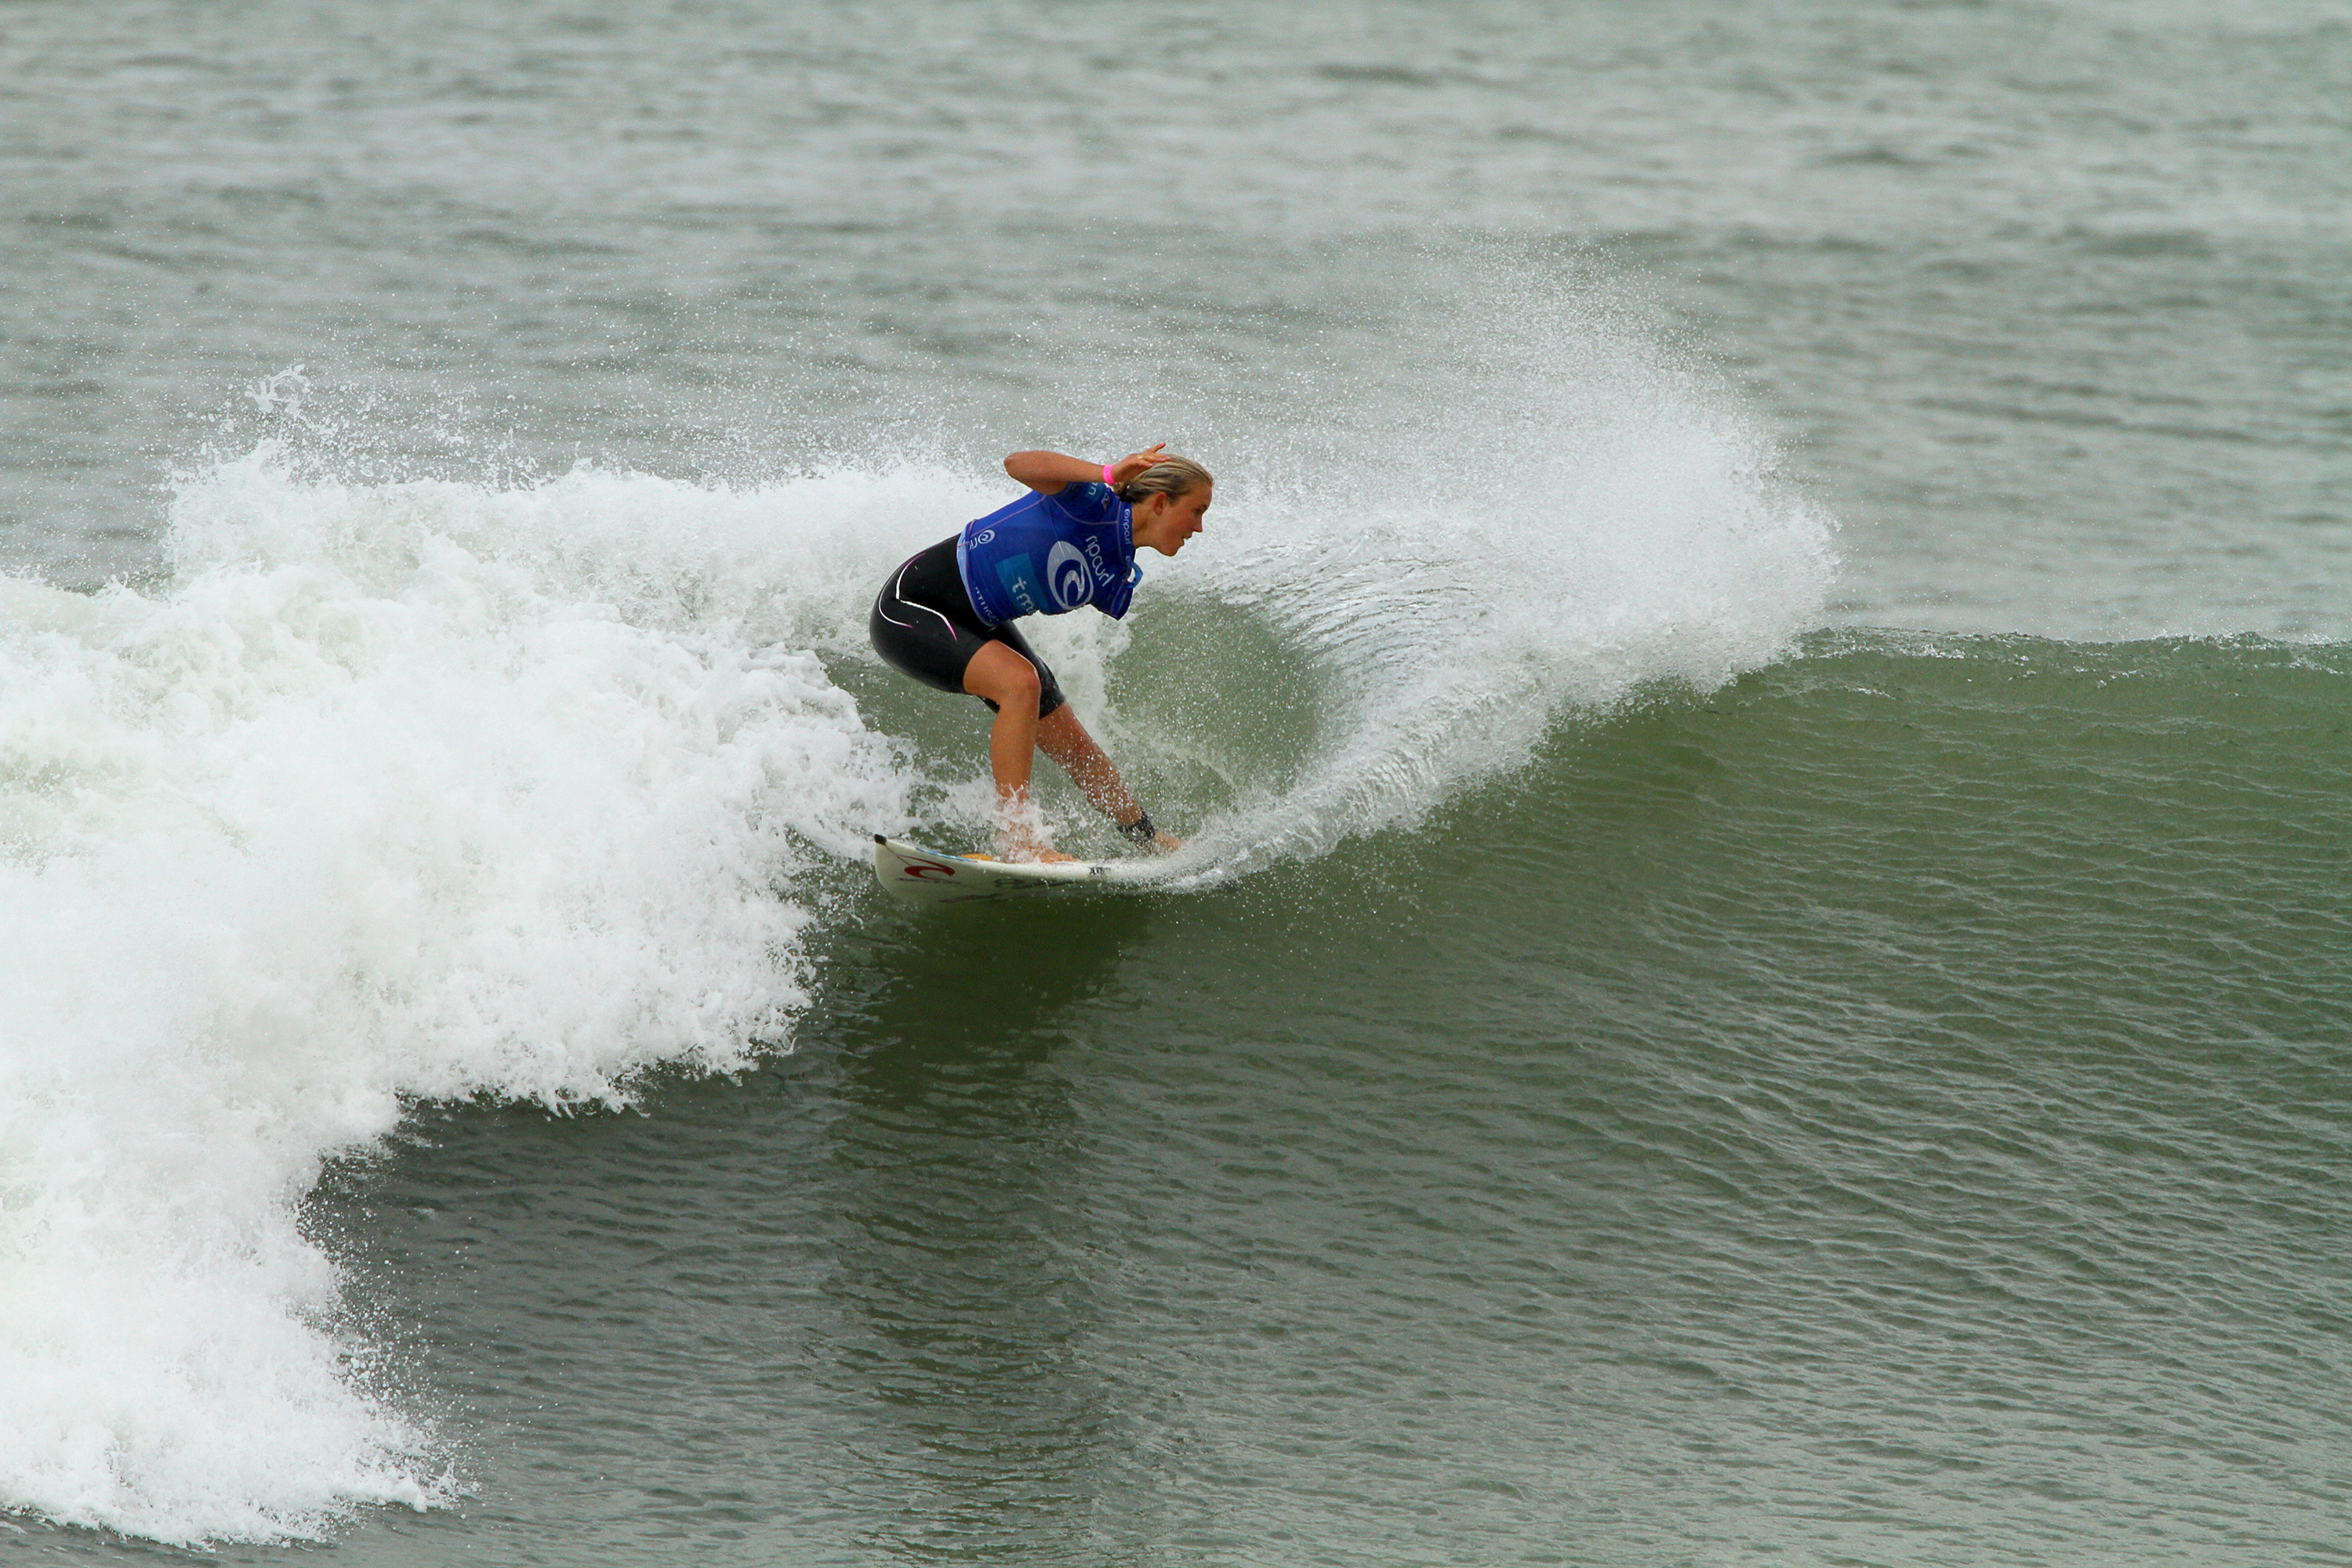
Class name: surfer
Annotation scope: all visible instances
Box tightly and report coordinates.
[869,445,1210,862]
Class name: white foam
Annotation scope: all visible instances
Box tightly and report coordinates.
[0,456,935,1542]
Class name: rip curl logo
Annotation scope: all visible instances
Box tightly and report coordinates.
[971,528,995,546]
[1047,541,1094,610]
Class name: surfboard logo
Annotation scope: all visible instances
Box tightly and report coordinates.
[903,862,956,880]
[1047,541,1094,610]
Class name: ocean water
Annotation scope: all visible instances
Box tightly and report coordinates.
[2,1,2347,1563]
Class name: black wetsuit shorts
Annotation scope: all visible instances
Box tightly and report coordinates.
[869,535,1068,719]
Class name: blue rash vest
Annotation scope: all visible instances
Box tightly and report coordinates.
[955,481,1143,626]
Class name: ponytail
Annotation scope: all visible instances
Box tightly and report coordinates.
[1115,456,1213,504]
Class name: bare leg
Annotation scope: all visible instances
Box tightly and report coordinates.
[1038,707,1183,853]
[961,643,1181,857]
[960,641,1070,862]
[1035,705,1141,825]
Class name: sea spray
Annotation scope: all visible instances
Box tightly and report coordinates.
[1105,258,1838,875]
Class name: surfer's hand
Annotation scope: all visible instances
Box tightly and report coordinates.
[1109,445,1169,487]
[1150,830,1185,855]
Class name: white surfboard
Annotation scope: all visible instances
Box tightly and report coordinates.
[870,834,1166,906]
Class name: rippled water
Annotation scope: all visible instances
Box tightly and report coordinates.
[4,1,2348,1563]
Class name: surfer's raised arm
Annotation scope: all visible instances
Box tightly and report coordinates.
[867,444,1212,862]
[1004,445,1172,496]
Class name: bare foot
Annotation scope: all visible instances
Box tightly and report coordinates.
[1000,834,1077,864]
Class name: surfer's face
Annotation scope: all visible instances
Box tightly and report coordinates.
[1134,483,1211,556]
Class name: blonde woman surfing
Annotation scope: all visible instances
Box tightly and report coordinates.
[869,445,1212,862]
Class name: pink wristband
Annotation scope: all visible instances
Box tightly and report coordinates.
[1103,463,1117,486]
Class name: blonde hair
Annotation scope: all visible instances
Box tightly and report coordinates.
[1116,456,1213,503]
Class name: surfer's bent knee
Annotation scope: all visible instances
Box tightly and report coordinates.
[869,537,1067,719]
